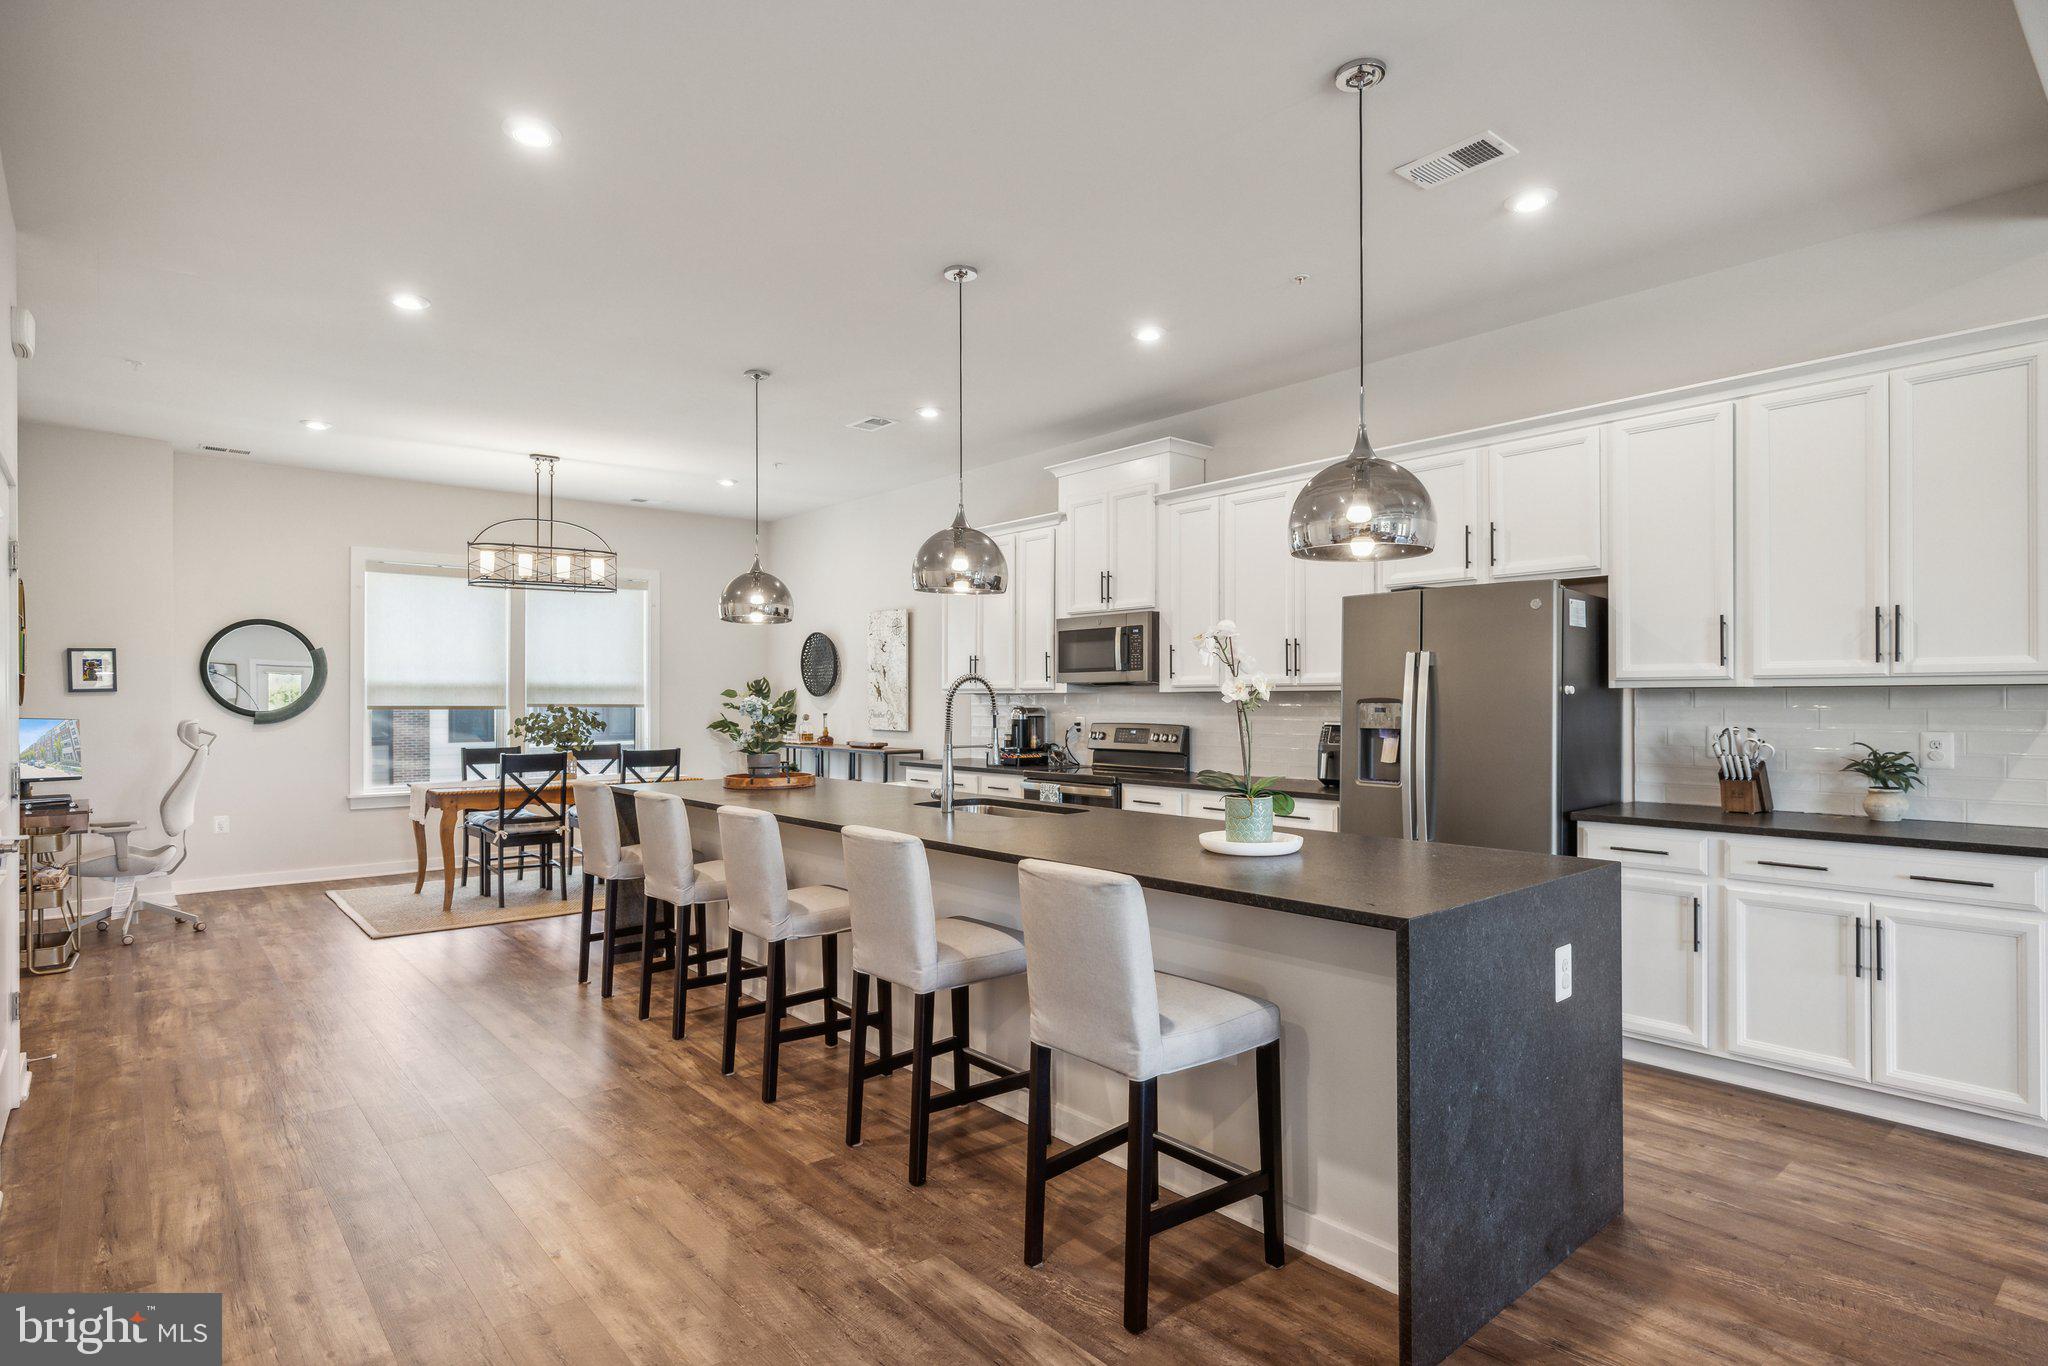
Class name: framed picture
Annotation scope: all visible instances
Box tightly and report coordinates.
[67,646,117,693]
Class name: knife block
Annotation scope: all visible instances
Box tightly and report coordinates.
[1718,761,1773,815]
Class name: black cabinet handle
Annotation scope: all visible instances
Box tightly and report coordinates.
[1169,644,1175,677]
[1874,920,1885,982]
[1719,614,1729,668]
[1463,525,1472,571]
[1277,814,1311,825]
[1106,571,1113,603]
[1907,873,1996,888]
[1489,521,1498,566]
[1893,604,1902,663]
[1853,920,1865,979]
[1131,798,1164,808]
[1875,605,1883,665]
[1692,897,1702,953]
[1757,859,1829,872]
[1607,845,1670,856]
[1044,650,1051,679]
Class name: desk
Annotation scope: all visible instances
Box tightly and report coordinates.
[780,742,923,782]
[20,800,94,974]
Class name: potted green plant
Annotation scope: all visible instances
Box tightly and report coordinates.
[1841,742,1923,822]
[509,704,604,764]
[708,677,798,775]
[1192,621,1296,844]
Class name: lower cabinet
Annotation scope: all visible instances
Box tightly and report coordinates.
[1619,870,1712,1050]
[1181,789,1340,831]
[1724,884,1872,1083]
[1871,898,2044,1118]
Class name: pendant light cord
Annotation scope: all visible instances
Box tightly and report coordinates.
[1356,76,1367,436]
[752,371,763,561]
[955,272,966,514]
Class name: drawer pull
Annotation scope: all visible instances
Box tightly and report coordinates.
[1756,859,1829,872]
[1131,799,1164,807]
[1854,920,1865,979]
[1692,897,1702,953]
[1607,845,1670,856]
[1277,814,1310,824]
[1907,874,1995,889]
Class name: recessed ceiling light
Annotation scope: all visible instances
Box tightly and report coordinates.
[1133,323,1165,344]
[503,115,560,150]
[716,477,737,487]
[1507,187,1557,215]
[300,419,331,432]
[916,405,941,420]
[390,292,431,312]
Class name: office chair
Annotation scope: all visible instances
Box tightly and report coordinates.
[75,719,215,945]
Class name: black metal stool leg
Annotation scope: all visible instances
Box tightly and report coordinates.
[578,873,596,984]
[822,933,842,1046]
[719,929,744,1075]
[844,971,871,1146]
[1024,1044,1052,1266]
[908,991,936,1187]
[1124,1077,1158,1333]
[950,986,971,1092]
[762,941,788,1103]
[1256,1041,1285,1267]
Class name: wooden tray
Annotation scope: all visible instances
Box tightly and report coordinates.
[723,772,818,790]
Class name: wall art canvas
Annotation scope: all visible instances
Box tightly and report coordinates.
[866,608,909,732]
[67,646,117,693]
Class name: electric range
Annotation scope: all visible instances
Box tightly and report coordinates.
[1015,722,1190,806]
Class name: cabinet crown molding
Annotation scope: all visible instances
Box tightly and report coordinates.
[1045,435,1213,481]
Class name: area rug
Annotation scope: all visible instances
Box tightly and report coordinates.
[326,870,592,939]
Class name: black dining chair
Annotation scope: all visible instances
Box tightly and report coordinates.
[464,752,571,906]
[576,743,625,777]
[623,747,682,782]
[458,746,520,887]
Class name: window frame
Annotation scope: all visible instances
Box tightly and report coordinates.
[348,546,660,808]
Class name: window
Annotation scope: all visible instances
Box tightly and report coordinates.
[353,554,653,798]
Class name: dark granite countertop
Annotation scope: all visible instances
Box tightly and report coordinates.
[1572,802,2048,858]
[628,777,1608,933]
[895,758,1339,801]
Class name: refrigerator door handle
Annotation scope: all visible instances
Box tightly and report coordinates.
[1398,650,1419,839]
[1413,650,1436,842]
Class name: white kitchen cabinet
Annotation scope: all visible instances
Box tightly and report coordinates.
[902,767,974,796]
[1052,440,1208,615]
[974,771,1030,801]
[1120,784,1185,815]
[1888,344,2048,676]
[1014,523,1060,690]
[1294,555,1374,687]
[1620,870,1713,1050]
[977,532,1019,689]
[936,522,1055,694]
[1872,898,2045,1120]
[1183,790,1338,830]
[1218,482,1296,684]
[1160,496,1222,691]
[1380,448,1484,589]
[938,594,977,688]
[1724,884,1871,1083]
[1740,373,1890,678]
[1608,403,1736,683]
[1065,493,1111,614]
[1486,426,1605,578]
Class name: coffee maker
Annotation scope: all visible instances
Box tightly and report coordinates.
[999,706,1052,766]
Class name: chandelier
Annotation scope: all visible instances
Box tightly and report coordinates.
[468,453,618,592]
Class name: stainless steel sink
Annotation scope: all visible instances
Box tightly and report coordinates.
[913,797,1085,817]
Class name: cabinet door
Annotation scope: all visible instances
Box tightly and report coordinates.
[1872,898,2045,1119]
[1218,483,1296,685]
[1741,375,1889,678]
[939,595,978,689]
[1608,404,1736,683]
[1065,494,1110,613]
[977,533,1018,689]
[1486,426,1604,578]
[1294,554,1374,687]
[1890,344,2048,675]
[1015,525,1059,690]
[1380,449,1483,589]
[1120,785,1184,815]
[1620,871,1712,1050]
[1106,481,1160,608]
[1725,885,1871,1082]
[1160,498,1222,690]
[1274,799,1340,833]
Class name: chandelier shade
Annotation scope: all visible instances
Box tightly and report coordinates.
[468,454,618,591]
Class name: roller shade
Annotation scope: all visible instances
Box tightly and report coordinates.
[364,568,508,707]
[525,585,648,707]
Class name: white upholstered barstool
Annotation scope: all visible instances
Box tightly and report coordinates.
[839,825,1030,1185]
[717,805,853,1103]
[572,777,642,995]
[634,790,735,1032]
[1015,858,1285,1334]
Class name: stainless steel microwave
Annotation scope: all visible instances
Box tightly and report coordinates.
[1054,611,1159,685]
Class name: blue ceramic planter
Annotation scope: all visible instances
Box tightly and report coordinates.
[1224,794,1274,843]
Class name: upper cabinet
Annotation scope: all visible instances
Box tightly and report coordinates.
[1053,438,1209,614]
[1199,475,1375,690]
[1014,522,1060,690]
[1888,344,2048,676]
[1380,449,1484,589]
[1608,403,1736,684]
[1159,496,1222,690]
[1379,428,1604,591]
[936,515,1061,695]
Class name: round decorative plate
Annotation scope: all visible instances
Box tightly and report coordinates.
[1197,830,1304,858]
[799,631,839,696]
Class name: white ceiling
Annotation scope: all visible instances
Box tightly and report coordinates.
[3,0,2046,519]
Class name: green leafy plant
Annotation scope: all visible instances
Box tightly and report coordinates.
[509,704,603,753]
[1191,621,1296,817]
[708,677,798,755]
[1841,742,1923,792]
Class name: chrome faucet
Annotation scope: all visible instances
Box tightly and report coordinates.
[941,672,999,816]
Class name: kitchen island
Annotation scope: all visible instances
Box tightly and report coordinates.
[620,778,1622,1364]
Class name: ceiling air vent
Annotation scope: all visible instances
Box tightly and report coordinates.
[1393,131,1518,188]
[846,416,896,432]
[199,444,252,455]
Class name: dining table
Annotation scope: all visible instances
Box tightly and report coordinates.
[407,777,686,913]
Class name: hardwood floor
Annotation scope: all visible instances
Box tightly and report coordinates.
[2,879,2043,1364]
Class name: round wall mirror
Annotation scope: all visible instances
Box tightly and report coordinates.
[201,618,328,724]
[799,631,839,696]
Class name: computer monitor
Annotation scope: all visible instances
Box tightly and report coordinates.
[19,717,84,794]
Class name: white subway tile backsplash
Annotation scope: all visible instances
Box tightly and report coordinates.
[1633,683,2048,829]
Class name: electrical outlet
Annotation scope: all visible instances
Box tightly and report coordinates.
[1554,944,1573,1002]
[212,815,230,834]
[1920,732,1955,770]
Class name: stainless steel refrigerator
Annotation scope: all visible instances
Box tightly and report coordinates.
[1339,581,1620,854]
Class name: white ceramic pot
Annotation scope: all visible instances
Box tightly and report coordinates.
[1862,787,1909,822]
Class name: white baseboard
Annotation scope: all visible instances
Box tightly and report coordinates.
[71,857,454,913]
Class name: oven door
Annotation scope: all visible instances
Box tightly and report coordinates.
[1018,777,1117,808]
[1055,611,1158,685]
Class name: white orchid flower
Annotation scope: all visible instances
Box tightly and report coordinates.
[1245,671,1272,699]
[1211,620,1238,639]
[1220,676,1252,704]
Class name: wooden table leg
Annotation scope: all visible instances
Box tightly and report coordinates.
[439,807,460,914]
[412,820,428,893]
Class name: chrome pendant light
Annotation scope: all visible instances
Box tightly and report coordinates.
[719,368,795,624]
[1288,59,1436,562]
[469,453,618,591]
[913,266,1008,595]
